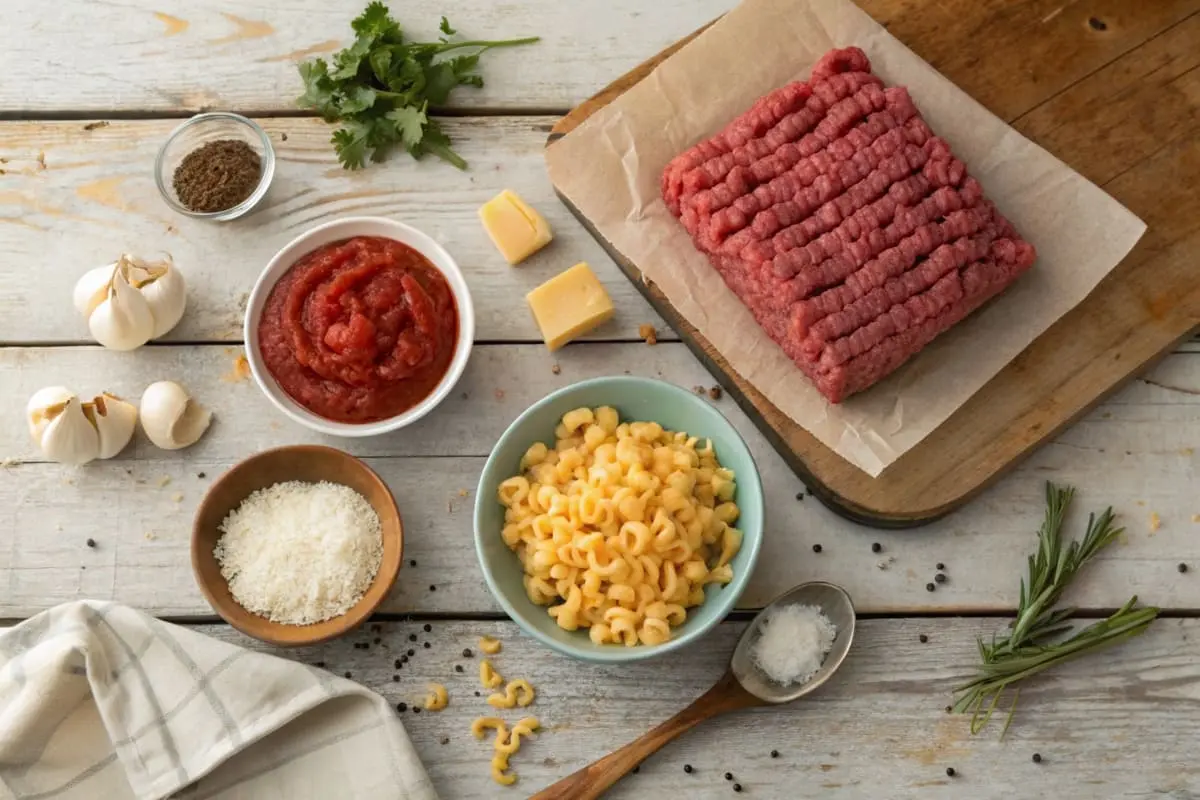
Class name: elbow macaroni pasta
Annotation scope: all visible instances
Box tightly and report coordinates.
[479,636,502,655]
[486,678,535,709]
[497,407,742,646]
[479,659,504,689]
[474,715,542,786]
[424,683,448,712]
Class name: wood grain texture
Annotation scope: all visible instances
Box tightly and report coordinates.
[548,0,1200,525]
[2,343,1197,619]
[0,0,732,114]
[181,618,1200,798]
[0,117,667,344]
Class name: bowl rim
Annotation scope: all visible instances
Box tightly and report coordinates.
[243,216,476,437]
[190,444,403,646]
[154,111,276,221]
[472,375,766,663]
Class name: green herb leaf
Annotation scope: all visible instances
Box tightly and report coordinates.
[296,2,537,170]
[386,104,428,149]
[331,125,372,170]
[952,482,1158,735]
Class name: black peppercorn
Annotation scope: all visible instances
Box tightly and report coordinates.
[944,705,952,713]
[1179,563,1189,573]
[407,649,415,657]
[409,634,417,642]
[926,582,936,592]
[394,659,402,669]
[401,655,409,664]
[197,471,206,479]
[871,542,882,553]
[392,675,399,682]
[936,562,945,571]
[86,538,96,548]
[455,665,463,673]
[946,767,956,777]
[812,544,823,553]
[795,492,804,501]
[1032,753,1043,763]
[423,642,431,649]
[935,573,947,584]
[733,784,743,793]
[724,772,733,781]
[397,702,407,712]
[413,707,421,714]
[770,750,779,758]
[919,634,928,643]
[423,623,432,632]
[474,691,481,697]
[683,764,693,774]
[409,559,417,567]
[344,672,352,679]
[429,585,437,592]
[463,648,473,658]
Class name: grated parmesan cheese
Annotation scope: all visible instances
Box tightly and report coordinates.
[752,603,837,686]
[214,481,382,625]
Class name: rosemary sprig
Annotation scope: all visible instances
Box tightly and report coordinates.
[953,482,1159,735]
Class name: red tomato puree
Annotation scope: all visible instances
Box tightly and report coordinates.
[258,236,459,423]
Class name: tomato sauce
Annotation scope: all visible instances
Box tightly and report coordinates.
[258,236,459,423]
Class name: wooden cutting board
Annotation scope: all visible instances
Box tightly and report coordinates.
[546,2,1200,528]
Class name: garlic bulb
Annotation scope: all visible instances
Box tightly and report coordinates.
[26,388,137,465]
[73,255,186,349]
[140,381,211,450]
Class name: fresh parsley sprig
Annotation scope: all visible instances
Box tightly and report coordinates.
[298,2,538,170]
[953,482,1159,735]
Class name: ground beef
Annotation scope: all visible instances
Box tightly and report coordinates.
[662,46,1036,403]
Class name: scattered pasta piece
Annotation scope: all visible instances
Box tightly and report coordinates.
[471,717,508,741]
[497,407,743,646]
[479,635,502,655]
[424,683,448,712]
[480,659,504,689]
[490,753,516,786]
[486,678,535,710]
[495,716,540,755]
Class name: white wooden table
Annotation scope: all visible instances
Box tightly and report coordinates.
[3,2,1199,797]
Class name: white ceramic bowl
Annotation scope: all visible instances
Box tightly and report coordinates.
[244,217,475,437]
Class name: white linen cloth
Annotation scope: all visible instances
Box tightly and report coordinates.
[0,601,438,800]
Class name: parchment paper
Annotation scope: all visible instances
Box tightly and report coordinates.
[545,0,1146,477]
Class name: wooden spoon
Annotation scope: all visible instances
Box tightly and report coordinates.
[531,581,856,800]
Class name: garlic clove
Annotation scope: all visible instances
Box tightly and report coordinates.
[136,257,186,339]
[88,262,155,351]
[27,386,76,442]
[40,397,101,466]
[140,381,212,450]
[72,264,117,317]
[87,393,138,459]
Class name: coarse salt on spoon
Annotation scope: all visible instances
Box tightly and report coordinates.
[530,581,856,800]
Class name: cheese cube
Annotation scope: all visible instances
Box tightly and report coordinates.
[479,189,553,265]
[526,263,615,351]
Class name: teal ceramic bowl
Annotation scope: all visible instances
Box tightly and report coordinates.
[474,376,764,663]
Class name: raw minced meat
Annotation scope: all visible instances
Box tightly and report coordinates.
[662,47,1036,403]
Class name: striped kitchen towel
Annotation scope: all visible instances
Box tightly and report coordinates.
[0,601,438,800]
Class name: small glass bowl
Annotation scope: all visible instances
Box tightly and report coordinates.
[154,112,276,222]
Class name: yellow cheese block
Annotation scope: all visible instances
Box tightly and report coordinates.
[478,189,553,265]
[526,263,615,351]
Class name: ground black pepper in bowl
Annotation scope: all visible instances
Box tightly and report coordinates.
[172,139,262,214]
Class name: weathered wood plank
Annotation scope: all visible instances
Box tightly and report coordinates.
[183,617,1200,798]
[0,0,731,114]
[0,117,667,344]
[1,343,1197,618]
[4,1,1191,119]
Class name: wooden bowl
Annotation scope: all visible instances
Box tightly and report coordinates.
[191,445,403,646]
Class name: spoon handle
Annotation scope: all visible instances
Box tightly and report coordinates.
[529,670,761,800]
